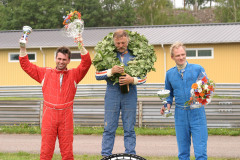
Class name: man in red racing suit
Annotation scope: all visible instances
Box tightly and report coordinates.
[19,37,91,160]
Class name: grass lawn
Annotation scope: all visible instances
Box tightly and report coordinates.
[0,125,240,136]
[0,152,239,160]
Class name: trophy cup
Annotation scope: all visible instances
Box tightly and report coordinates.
[157,89,172,118]
[20,26,32,47]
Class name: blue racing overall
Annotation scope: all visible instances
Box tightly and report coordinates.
[165,62,208,160]
[95,49,146,156]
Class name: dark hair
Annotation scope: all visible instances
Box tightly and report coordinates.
[55,46,71,59]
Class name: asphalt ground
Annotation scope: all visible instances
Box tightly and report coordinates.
[0,134,239,159]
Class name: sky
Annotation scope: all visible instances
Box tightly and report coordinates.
[171,0,184,8]
[171,0,217,8]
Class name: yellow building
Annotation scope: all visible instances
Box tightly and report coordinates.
[0,23,240,86]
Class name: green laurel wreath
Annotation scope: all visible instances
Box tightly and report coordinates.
[92,30,157,84]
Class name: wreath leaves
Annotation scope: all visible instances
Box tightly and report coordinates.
[92,30,157,84]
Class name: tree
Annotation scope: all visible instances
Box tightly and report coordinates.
[99,0,120,26]
[70,0,104,27]
[206,0,216,8]
[114,0,136,26]
[215,0,240,22]
[0,0,64,30]
[135,0,173,25]
[185,0,205,10]
[0,0,105,29]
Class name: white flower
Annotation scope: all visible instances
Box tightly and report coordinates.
[190,88,195,96]
[204,84,210,92]
[198,88,202,93]
[207,98,211,104]
[196,81,202,88]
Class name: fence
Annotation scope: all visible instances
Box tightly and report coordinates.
[0,83,240,97]
[0,98,240,128]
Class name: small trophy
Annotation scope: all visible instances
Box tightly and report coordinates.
[20,26,32,47]
[157,89,172,118]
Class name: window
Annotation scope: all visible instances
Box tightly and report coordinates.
[9,52,36,62]
[186,48,213,59]
[70,51,82,61]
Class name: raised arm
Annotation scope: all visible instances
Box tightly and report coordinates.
[19,36,46,83]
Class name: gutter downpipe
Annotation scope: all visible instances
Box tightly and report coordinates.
[40,47,45,67]
[161,44,167,79]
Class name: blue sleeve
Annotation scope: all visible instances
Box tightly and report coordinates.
[165,72,173,106]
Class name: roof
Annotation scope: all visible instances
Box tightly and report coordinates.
[1,23,240,49]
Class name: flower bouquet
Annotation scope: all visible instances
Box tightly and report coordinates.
[63,11,84,49]
[185,72,215,109]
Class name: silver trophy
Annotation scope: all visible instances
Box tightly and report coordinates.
[157,89,172,118]
[20,26,32,47]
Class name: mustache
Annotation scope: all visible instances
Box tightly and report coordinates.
[118,47,126,50]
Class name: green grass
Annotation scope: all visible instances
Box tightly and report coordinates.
[1,125,240,136]
[212,95,240,99]
[0,152,239,160]
[0,97,43,101]
[0,152,102,160]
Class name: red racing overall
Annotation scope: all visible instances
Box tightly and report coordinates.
[19,53,91,160]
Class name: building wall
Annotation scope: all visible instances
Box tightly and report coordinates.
[0,43,239,86]
[0,48,44,86]
[183,43,240,83]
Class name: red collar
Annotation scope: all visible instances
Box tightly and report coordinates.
[120,50,128,56]
[55,68,68,73]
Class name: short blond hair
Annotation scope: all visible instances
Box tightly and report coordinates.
[170,42,186,56]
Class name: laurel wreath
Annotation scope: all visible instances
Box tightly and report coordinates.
[92,30,157,83]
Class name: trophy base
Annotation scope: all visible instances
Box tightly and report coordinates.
[163,110,172,118]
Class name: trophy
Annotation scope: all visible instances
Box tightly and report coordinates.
[20,26,32,47]
[157,89,172,118]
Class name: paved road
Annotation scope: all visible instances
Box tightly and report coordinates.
[0,134,240,159]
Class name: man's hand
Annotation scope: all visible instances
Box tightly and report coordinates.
[160,104,171,115]
[160,106,165,115]
[119,74,134,86]
[19,36,27,56]
[75,35,86,54]
[112,65,124,75]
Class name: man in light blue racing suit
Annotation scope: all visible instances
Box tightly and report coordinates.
[95,29,146,157]
[161,42,208,160]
